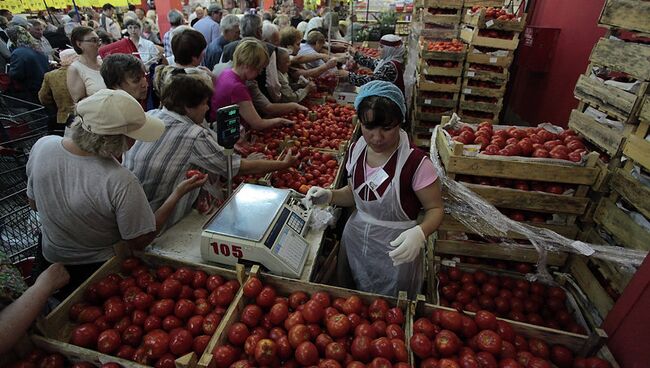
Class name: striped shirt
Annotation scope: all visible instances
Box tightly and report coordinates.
[123,108,242,230]
[162,27,176,58]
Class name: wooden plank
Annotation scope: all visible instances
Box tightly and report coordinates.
[464,65,510,83]
[590,257,635,297]
[464,183,590,214]
[463,9,527,32]
[417,96,459,108]
[434,238,569,266]
[640,96,650,122]
[421,8,462,25]
[462,0,503,7]
[610,168,650,219]
[589,37,650,80]
[460,26,520,50]
[623,133,650,172]
[573,74,640,123]
[599,0,650,34]
[593,197,650,251]
[439,214,580,240]
[568,109,626,157]
[466,45,514,67]
[419,60,464,77]
[568,256,616,319]
[419,0,464,9]
[459,98,503,113]
[461,78,507,97]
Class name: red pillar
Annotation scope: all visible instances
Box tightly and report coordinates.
[155,0,183,37]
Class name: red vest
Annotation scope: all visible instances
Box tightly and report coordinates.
[391,60,405,96]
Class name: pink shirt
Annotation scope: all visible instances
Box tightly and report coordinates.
[365,156,438,192]
[211,68,251,121]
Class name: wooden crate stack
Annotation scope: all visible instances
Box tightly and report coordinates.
[568,0,650,322]
[457,6,525,124]
[414,0,463,39]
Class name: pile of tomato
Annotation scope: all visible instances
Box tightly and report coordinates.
[456,174,575,195]
[211,276,409,368]
[426,60,460,68]
[461,110,496,120]
[357,46,380,58]
[468,63,504,73]
[469,6,518,21]
[447,122,588,162]
[270,148,340,194]
[410,308,611,368]
[421,106,454,114]
[8,351,124,368]
[424,76,459,84]
[437,266,585,334]
[464,95,500,103]
[315,73,339,93]
[467,79,503,90]
[66,258,240,367]
[478,29,516,40]
[440,256,537,275]
[426,7,458,15]
[423,40,465,53]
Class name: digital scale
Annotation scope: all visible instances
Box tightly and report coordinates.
[200,183,314,278]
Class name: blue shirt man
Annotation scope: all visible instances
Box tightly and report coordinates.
[193,4,222,44]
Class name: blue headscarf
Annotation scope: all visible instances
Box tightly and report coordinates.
[354,80,406,121]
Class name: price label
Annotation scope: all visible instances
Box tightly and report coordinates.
[486,20,495,28]
[467,71,476,77]
[210,242,244,258]
[463,88,472,94]
[405,15,411,21]
[489,57,498,64]
[441,259,456,267]
[424,99,432,104]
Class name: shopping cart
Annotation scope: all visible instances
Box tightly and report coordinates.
[0,94,48,267]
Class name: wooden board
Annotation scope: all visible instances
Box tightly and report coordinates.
[568,256,616,320]
[415,109,457,122]
[435,126,601,185]
[593,197,650,251]
[589,37,650,81]
[457,111,499,124]
[417,95,459,108]
[418,0,464,9]
[418,60,464,77]
[461,78,507,97]
[459,97,503,113]
[610,167,650,219]
[622,130,650,172]
[199,266,412,368]
[418,76,463,92]
[462,0,503,7]
[466,45,514,67]
[460,25,520,50]
[573,74,647,124]
[599,0,650,34]
[464,64,510,83]
[439,213,580,240]
[420,26,461,40]
[421,8,462,25]
[434,238,569,266]
[567,109,628,157]
[640,95,650,123]
[463,9,527,32]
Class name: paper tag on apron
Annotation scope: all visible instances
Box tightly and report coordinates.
[367,169,389,192]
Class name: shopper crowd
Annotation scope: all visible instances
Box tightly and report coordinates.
[1,1,441,356]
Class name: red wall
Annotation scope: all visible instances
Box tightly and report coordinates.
[507,0,606,127]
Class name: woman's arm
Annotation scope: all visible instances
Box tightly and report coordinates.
[347,61,398,87]
[238,152,298,175]
[0,263,69,354]
[415,179,444,237]
[293,59,338,78]
[353,52,378,70]
[291,52,329,65]
[330,185,355,207]
[238,100,294,130]
[66,65,87,103]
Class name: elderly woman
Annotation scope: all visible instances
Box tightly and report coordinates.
[39,49,78,132]
[67,26,106,102]
[338,34,405,94]
[125,18,161,67]
[27,89,205,298]
[124,66,297,230]
[5,26,48,103]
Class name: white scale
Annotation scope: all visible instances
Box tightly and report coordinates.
[200,184,313,278]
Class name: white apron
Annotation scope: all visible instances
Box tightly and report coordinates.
[341,130,424,298]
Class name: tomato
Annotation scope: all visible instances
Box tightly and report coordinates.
[460,315,478,338]
[155,353,176,368]
[169,328,193,355]
[96,278,120,299]
[158,278,181,299]
[276,335,293,360]
[325,341,346,362]
[241,304,263,328]
[193,335,211,355]
[288,324,311,348]
[342,296,363,315]
[122,324,144,347]
[295,341,319,366]
[410,333,432,359]
[162,315,183,331]
[327,314,352,338]
[284,311,305,330]
[132,292,153,311]
[312,291,332,308]
[116,345,136,360]
[302,299,325,323]
[268,302,289,325]
[385,307,404,325]
[440,310,463,332]
[413,318,436,339]
[121,257,141,274]
[185,169,206,179]
[369,337,393,360]
[212,345,238,368]
[528,338,550,359]
[242,277,263,298]
[202,313,222,335]
[476,351,498,368]
[77,306,102,323]
[255,286,277,308]
[527,357,552,368]
[206,274,225,291]
[69,302,89,322]
[195,299,211,316]
[253,338,277,366]
[70,323,100,348]
[37,354,65,368]
[227,322,250,346]
[436,329,462,357]
[144,315,162,332]
[143,329,170,359]
[385,324,405,340]
[474,310,498,330]
[150,299,175,318]
[97,329,121,354]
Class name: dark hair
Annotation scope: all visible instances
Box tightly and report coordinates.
[172,29,207,65]
[101,54,145,89]
[161,73,213,115]
[357,96,403,128]
[128,4,136,11]
[96,29,114,44]
[70,26,94,54]
[102,3,115,11]
[124,18,142,29]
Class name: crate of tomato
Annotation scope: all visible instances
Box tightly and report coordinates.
[466,45,514,67]
[37,252,243,368]
[419,38,467,61]
[265,147,344,194]
[463,7,527,32]
[417,91,460,109]
[419,58,464,77]
[459,94,503,114]
[200,265,412,368]
[461,26,521,50]
[420,7,463,25]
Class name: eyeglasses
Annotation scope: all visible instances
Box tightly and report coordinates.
[80,37,100,43]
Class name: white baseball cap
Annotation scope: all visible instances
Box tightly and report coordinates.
[76,89,165,142]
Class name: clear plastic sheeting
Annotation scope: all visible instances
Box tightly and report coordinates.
[428,114,648,280]
[404,21,423,114]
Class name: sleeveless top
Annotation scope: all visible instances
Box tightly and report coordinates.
[72,60,106,97]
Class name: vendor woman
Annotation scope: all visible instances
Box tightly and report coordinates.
[338,34,405,95]
[306,81,444,297]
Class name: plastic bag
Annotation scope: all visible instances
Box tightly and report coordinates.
[309,207,338,231]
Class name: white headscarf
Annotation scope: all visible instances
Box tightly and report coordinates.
[303,17,322,40]
[374,34,404,74]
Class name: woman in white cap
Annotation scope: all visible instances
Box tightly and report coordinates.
[305,81,444,298]
[338,34,406,95]
[26,89,206,298]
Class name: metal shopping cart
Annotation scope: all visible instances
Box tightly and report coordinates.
[0,94,48,270]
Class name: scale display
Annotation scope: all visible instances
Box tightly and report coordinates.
[201,184,313,278]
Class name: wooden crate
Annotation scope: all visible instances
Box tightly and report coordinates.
[463,8,527,32]
[464,62,510,82]
[417,0,464,9]
[419,37,467,60]
[462,0,503,7]
[38,252,243,368]
[461,77,507,97]
[199,266,412,368]
[466,45,514,66]
[415,105,457,122]
[592,196,650,252]
[413,291,607,358]
[573,73,649,124]
[567,108,635,158]
[457,108,499,124]
[589,37,650,81]
[622,119,650,172]
[459,93,503,113]
[417,91,459,108]
[263,147,346,191]
[418,59,464,77]
[418,75,463,92]
[460,25,521,50]
[598,0,650,34]
[420,24,462,39]
[566,255,617,321]
[420,7,462,25]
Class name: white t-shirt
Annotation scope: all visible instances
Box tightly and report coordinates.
[136,37,159,67]
[26,136,156,264]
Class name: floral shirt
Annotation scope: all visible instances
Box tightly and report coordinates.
[348,52,398,86]
[0,250,28,310]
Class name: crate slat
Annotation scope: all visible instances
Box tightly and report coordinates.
[640,95,650,122]
[460,26,521,50]
[610,167,650,219]
[599,0,650,34]
[417,0,464,9]
[420,8,462,25]
[573,74,647,123]
[623,130,650,172]
[568,256,616,319]
[459,97,503,113]
[593,197,650,251]
[589,37,650,81]
[419,60,464,77]
[434,238,569,266]
[463,9,527,32]
[466,45,514,66]
[568,109,627,157]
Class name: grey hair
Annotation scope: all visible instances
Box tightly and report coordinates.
[262,22,278,43]
[167,9,184,26]
[240,14,262,38]
[273,15,289,28]
[220,14,239,34]
[70,121,131,158]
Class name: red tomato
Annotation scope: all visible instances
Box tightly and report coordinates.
[242,277,263,298]
[122,324,144,347]
[288,324,311,348]
[295,341,319,366]
[143,329,170,359]
[70,323,100,348]
[202,313,222,335]
[327,314,352,338]
[169,328,193,356]
[97,329,121,354]
[410,333,432,359]
[185,169,206,179]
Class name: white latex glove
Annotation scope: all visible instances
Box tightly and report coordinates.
[388,225,426,266]
[304,186,332,208]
